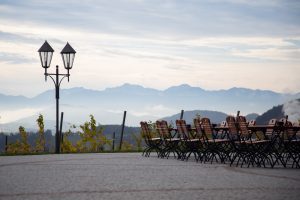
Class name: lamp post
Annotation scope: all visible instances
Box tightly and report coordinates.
[38,41,76,154]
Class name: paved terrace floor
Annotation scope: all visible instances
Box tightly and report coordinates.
[0,153,300,200]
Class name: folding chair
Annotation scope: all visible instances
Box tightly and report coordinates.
[200,118,230,164]
[156,120,181,159]
[176,119,202,161]
[282,121,300,168]
[237,116,272,168]
[140,121,163,157]
[216,121,227,139]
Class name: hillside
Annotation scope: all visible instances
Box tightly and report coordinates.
[255,105,284,125]
[161,110,259,125]
[256,99,300,125]
[161,110,228,124]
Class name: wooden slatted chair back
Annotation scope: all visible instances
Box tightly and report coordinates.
[176,119,189,139]
[193,118,202,132]
[265,118,277,138]
[193,118,203,138]
[140,121,151,139]
[226,116,238,133]
[226,116,239,139]
[237,116,249,137]
[156,120,170,139]
[200,118,213,139]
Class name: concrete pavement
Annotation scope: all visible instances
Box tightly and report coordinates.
[0,153,300,200]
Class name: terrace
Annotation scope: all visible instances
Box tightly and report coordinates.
[0,153,300,200]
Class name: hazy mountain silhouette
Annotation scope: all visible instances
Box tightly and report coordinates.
[0,83,299,130]
[161,110,259,125]
[255,99,300,125]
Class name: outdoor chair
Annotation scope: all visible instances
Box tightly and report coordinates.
[263,118,287,168]
[236,116,272,168]
[282,121,300,168]
[199,118,230,164]
[176,119,202,161]
[225,115,239,161]
[216,121,227,139]
[140,121,162,157]
[193,118,208,162]
[226,115,251,167]
[156,120,181,159]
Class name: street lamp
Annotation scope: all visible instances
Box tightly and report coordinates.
[38,40,76,154]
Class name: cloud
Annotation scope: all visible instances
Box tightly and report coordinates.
[0,52,37,64]
[1,0,299,38]
[230,47,300,61]
[283,99,300,123]
[0,107,43,123]
[102,48,178,61]
[0,0,299,96]
[0,31,40,44]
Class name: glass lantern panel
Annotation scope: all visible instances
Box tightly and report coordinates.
[39,51,52,68]
[62,53,75,69]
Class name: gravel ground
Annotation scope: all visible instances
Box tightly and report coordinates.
[0,153,300,200]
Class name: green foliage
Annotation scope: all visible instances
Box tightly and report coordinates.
[61,124,77,153]
[35,114,45,152]
[120,140,133,151]
[77,115,111,152]
[7,126,30,154]
[132,133,143,151]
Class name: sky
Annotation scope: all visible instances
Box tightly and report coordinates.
[0,0,300,98]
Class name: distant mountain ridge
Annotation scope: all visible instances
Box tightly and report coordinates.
[256,99,300,125]
[0,83,299,131]
[161,110,259,125]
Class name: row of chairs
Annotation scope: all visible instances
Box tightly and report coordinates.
[140,116,300,168]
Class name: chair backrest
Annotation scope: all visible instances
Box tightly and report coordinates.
[176,119,189,139]
[226,116,238,133]
[140,121,151,140]
[200,118,214,140]
[156,120,170,139]
[226,116,239,140]
[266,118,277,136]
[248,119,256,127]
[284,121,295,139]
[237,116,249,137]
[193,118,203,138]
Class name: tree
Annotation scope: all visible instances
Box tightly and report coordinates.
[61,124,77,153]
[35,114,45,152]
[7,126,30,154]
[77,115,111,152]
[19,126,30,153]
[120,140,133,151]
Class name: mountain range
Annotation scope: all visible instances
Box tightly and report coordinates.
[1,83,299,132]
[161,110,259,125]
